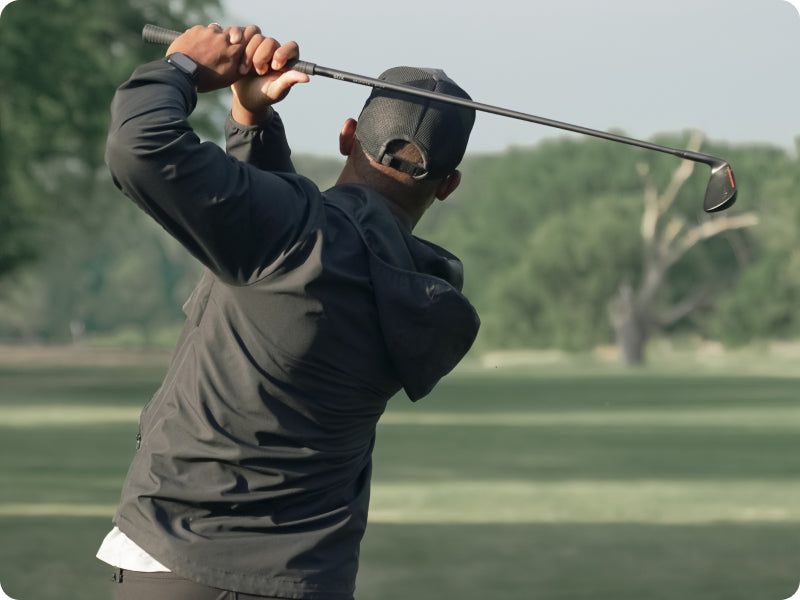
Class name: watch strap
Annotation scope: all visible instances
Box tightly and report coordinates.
[165,52,199,81]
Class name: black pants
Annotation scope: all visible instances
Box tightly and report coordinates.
[112,568,285,600]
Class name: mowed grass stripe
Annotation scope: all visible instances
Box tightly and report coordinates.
[2,479,800,524]
[2,404,799,428]
[370,480,800,524]
[0,405,140,426]
[0,504,117,517]
[380,408,800,428]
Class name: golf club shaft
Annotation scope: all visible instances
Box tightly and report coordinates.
[141,24,723,169]
[303,63,721,167]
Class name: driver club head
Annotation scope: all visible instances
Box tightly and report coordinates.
[704,160,738,213]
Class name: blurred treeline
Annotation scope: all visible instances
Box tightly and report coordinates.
[1,0,797,359]
[419,136,791,358]
[0,0,223,344]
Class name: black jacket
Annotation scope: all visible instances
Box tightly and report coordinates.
[105,59,479,599]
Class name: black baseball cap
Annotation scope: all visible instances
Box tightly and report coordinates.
[355,66,476,180]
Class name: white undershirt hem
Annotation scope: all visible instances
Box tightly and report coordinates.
[96,526,171,572]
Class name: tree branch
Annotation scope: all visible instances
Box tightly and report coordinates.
[656,130,704,215]
[638,163,660,246]
[663,212,760,271]
[640,131,705,263]
[658,288,710,327]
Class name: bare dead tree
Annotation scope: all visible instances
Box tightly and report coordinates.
[608,131,759,365]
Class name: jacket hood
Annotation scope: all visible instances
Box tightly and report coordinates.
[328,186,480,401]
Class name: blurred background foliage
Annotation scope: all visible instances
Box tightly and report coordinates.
[0,0,797,363]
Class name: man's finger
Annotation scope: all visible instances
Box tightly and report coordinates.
[263,70,310,102]
[226,26,245,45]
[252,37,280,76]
[241,31,266,74]
[270,41,300,71]
[242,24,261,38]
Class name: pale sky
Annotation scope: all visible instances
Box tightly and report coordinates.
[220,0,800,157]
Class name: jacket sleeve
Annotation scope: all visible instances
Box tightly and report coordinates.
[105,59,320,284]
[224,110,296,173]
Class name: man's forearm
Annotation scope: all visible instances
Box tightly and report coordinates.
[106,58,310,283]
[105,59,202,224]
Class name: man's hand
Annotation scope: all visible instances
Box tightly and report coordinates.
[230,28,309,126]
[166,24,255,92]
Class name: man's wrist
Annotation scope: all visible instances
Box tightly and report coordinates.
[230,103,275,127]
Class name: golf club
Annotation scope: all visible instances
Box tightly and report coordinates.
[142,24,738,213]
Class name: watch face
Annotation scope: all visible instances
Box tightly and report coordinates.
[167,53,198,79]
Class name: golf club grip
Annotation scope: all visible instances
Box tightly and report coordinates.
[141,25,317,75]
[142,24,180,45]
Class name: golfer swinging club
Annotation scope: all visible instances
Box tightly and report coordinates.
[97,24,479,599]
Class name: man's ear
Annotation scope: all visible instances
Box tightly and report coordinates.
[339,118,358,157]
[435,170,462,201]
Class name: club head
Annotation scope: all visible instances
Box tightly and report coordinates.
[704,161,737,212]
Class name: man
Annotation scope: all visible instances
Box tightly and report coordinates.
[97,24,479,600]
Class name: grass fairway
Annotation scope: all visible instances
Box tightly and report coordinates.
[1,349,799,599]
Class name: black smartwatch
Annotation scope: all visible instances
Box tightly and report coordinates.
[166,52,199,81]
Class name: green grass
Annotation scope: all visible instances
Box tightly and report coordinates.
[1,351,799,599]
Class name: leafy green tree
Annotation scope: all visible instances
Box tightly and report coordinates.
[419,136,643,312]
[0,173,203,342]
[607,133,758,364]
[482,192,642,351]
[708,144,800,344]
[0,0,224,341]
[0,0,220,281]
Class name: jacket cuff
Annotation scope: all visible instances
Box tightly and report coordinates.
[227,106,276,131]
[224,109,295,173]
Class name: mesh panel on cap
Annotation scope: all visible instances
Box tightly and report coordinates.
[355,67,475,179]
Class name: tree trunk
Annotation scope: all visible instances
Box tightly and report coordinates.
[608,284,649,366]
